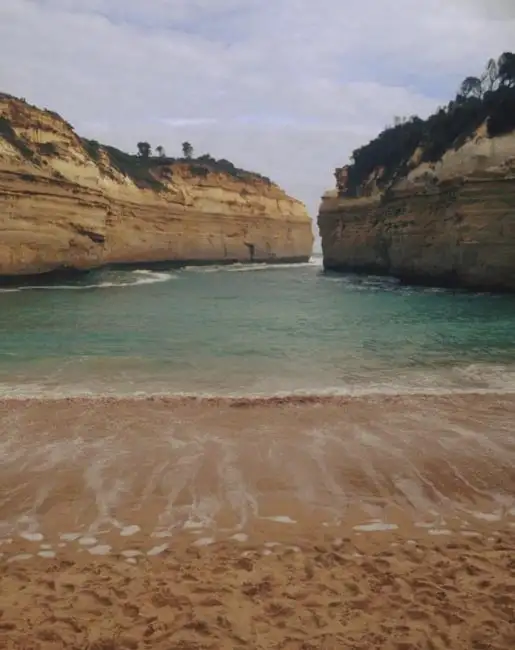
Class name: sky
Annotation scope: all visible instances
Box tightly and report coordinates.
[0,0,514,243]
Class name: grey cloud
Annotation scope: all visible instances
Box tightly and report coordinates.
[457,0,515,20]
[0,0,513,233]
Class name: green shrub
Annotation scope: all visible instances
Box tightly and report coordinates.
[103,145,165,191]
[0,115,36,161]
[82,138,101,162]
[344,51,515,197]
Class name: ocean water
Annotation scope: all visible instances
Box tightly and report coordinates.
[1,257,515,544]
[1,256,515,398]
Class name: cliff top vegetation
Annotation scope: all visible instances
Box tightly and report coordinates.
[344,52,515,197]
[81,139,273,191]
[0,92,272,190]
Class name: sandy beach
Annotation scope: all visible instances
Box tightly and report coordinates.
[1,393,514,648]
[1,531,514,649]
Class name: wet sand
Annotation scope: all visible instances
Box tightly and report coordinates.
[0,393,514,648]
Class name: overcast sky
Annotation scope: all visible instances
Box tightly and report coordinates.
[1,1,514,239]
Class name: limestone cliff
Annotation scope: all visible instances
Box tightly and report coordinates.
[318,127,515,290]
[0,94,312,277]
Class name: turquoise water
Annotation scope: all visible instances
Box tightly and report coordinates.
[1,258,515,397]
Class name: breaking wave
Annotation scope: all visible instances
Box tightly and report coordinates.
[2,361,515,400]
[184,257,322,273]
[0,270,176,293]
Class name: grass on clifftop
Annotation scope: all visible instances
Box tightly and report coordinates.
[0,115,38,162]
[0,92,274,191]
[80,140,272,191]
[102,144,167,191]
[344,51,515,197]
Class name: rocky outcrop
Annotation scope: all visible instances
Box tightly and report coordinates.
[0,94,312,277]
[318,128,515,290]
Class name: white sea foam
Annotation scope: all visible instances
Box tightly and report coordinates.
[192,536,215,547]
[0,270,175,293]
[120,525,141,537]
[461,531,482,538]
[226,262,318,272]
[7,553,33,563]
[88,544,111,556]
[4,354,515,402]
[183,260,318,274]
[353,522,398,532]
[20,532,44,542]
[428,528,452,536]
[472,511,502,522]
[147,543,168,556]
[263,515,297,524]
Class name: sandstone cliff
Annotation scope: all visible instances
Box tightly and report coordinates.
[318,127,515,290]
[0,94,312,277]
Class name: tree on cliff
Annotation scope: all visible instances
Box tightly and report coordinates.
[155,145,166,158]
[137,142,152,159]
[341,50,515,197]
[182,141,193,159]
[499,52,515,87]
[481,58,500,93]
[459,76,482,99]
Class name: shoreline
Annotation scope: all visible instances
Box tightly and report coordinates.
[1,389,514,648]
[2,387,515,403]
[0,256,313,286]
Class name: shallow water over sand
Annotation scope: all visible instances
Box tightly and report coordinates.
[1,394,513,556]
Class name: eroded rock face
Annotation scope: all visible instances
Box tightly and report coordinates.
[318,129,515,290]
[0,95,313,277]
